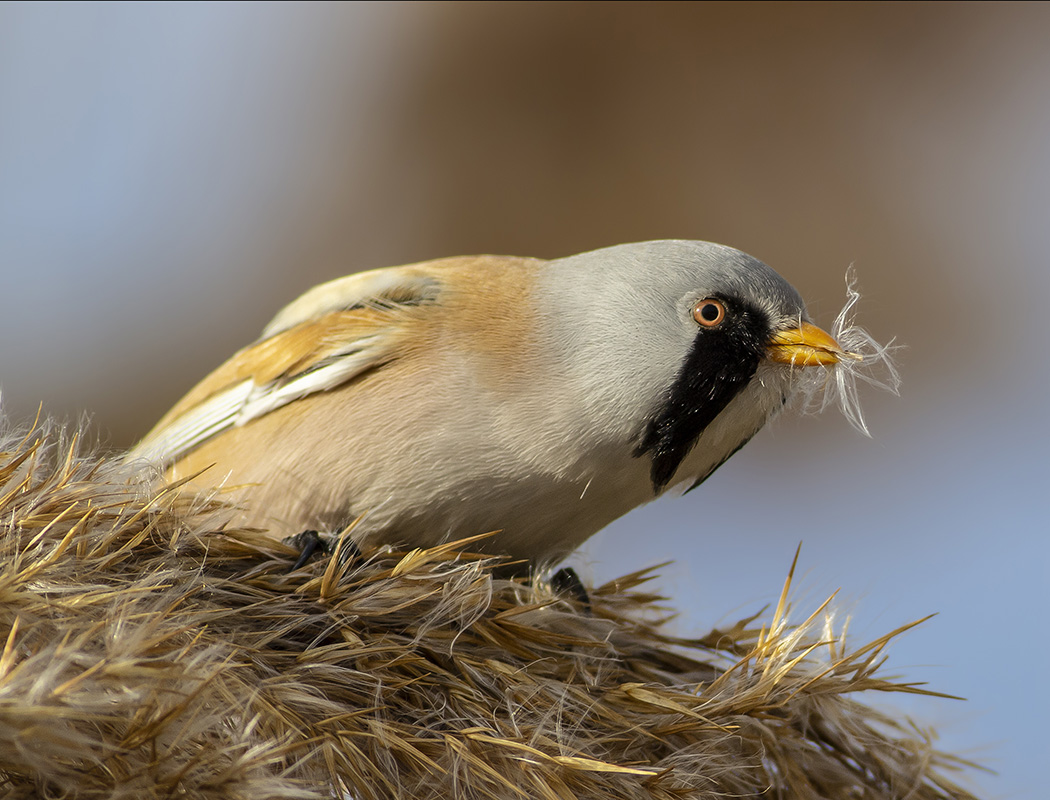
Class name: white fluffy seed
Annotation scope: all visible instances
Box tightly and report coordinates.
[792,267,901,436]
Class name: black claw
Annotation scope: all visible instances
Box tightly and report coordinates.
[287,529,327,571]
[550,566,591,612]
[285,529,361,572]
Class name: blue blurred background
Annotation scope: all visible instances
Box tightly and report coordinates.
[1,3,1046,796]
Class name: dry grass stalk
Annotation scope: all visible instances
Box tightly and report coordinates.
[0,414,978,799]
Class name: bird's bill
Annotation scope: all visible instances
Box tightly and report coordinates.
[766,322,846,367]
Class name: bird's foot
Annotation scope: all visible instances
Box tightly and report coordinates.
[550,566,591,612]
[285,529,361,571]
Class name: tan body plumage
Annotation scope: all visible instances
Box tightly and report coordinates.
[131,241,846,564]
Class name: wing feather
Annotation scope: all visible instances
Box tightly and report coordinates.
[129,263,445,467]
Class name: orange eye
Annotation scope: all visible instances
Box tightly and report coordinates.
[692,298,726,327]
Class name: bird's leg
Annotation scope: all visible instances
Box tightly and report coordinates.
[287,529,326,570]
[285,529,361,571]
[550,566,591,612]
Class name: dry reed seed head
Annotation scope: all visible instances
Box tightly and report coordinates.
[790,267,902,436]
[0,415,981,800]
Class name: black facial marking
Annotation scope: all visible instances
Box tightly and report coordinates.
[634,297,771,492]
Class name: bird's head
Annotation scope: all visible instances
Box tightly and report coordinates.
[539,240,873,493]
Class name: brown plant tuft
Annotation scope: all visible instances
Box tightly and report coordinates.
[0,413,978,799]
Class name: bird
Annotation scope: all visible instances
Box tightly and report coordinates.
[129,240,847,567]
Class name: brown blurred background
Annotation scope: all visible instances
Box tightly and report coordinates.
[3,1,1034,440]
[1,4,1046,796]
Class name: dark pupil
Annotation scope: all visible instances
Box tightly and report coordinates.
[700,303,720,322]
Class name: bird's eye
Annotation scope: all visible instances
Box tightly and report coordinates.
[692,298,726,328]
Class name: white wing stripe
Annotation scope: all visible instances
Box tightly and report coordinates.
[234,344,384,426]
[129,338,388,467]
[129,379,254,465]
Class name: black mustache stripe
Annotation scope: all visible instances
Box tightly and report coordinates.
[634,300,770,491]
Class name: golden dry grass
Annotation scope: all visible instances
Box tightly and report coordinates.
[0,413,978,799]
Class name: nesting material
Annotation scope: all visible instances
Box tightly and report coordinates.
[793,268,902,436]
[0,415,977,799]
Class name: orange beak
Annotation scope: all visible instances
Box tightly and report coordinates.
[766,322,850,367]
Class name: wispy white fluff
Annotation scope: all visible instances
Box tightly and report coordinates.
[792,267,901,436]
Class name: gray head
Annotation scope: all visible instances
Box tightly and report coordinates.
[540,240,813,490]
